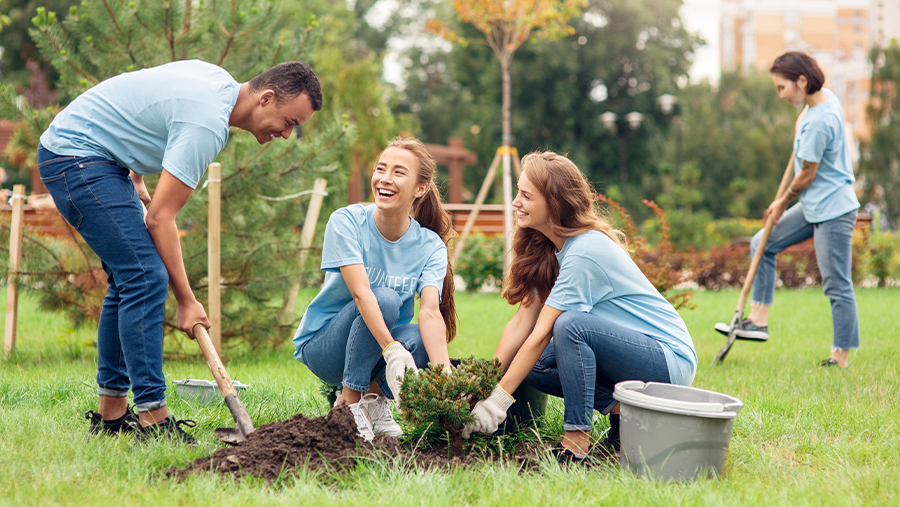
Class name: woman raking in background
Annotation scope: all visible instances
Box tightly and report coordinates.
[714,51,861,368]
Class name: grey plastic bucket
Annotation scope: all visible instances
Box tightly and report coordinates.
[613,381,743,481]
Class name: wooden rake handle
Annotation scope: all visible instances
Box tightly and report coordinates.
[733,151,797,315]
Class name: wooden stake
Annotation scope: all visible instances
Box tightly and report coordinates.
[207,163,222,354]
[451,151,501,267]
[511,148,522,177]
[278,178,328,323]
[501,151,513,275]
[4,185,26,358]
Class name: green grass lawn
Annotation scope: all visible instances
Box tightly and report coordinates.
[1,288,899,506]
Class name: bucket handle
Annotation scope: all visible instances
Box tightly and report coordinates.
[615,389,742,415]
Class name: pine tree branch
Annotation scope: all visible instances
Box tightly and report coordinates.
[164,1,176,61]
[269,38,284,68]
[291,25,314,62]
[182,0,192,35]
[280,130,348,178]
[216,22,238,66]
[100,0,123,34]
[35,26,95,82]
[130,5,150,32]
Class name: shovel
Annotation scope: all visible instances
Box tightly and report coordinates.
[193,324,255,444]
[710,215,777,365]
[711,151,797,366]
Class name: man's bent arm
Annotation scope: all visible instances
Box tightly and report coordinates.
[145,169,209,338]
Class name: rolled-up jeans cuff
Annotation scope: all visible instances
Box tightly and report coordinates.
[97,388,129,397]
[563,423,592,432]
[341,380,370,393]
[134,399,167,412]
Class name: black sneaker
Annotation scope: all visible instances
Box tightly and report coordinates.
[550,446,590,465]
[84,406,139,435]
[136,416,197,445]
[714,318,769,341]
[597,413,621,454]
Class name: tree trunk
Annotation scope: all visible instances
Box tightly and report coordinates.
[440,417,464,457]
[500,54,514,274]
[501,54,512,148]
[447,427,464,457]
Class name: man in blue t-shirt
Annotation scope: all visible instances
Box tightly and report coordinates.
[37,60,322,442]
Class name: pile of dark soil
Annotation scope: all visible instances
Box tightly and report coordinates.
[167,405,543,482]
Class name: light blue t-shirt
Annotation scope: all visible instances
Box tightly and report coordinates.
[292,204,448,361]
[39,60,240,189]
[545,230,697,386]
[793,88,860,223]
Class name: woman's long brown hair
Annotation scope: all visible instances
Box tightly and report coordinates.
[502,151,626,306]
[383,137,458,342]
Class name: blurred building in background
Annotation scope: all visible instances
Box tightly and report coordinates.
[720,0,899,152]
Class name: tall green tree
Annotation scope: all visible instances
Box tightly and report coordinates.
[398,0,700,218]
[657,71,798,223]
[282,0,418,202]
[860,42,900,226]
[0,0,76,89]
[0,1,354,347]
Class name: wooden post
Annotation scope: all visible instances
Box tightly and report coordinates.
[348,149,364,204]
[501,149,514,274]
[299,179,328,263]
[207,163,222,353]
[277,178,328,323]
[511,148,522,177]
[448,137,464,203]
[451,151,501,267]
[4,185,26,358]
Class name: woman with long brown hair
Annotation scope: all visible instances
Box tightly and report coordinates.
[292,137,457,440]
[462,151,697,463]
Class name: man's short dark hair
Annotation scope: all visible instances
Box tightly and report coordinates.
[770,52,825,94]
[249,61,323,111]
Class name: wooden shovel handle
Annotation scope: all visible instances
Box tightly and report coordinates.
[193,324,236,398]
[735,150,797,314]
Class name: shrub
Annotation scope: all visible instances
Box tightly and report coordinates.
[855,231,900,287]
[455,233,504,292]
[398,357,503,456]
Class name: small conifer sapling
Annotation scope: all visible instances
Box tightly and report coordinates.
[398,357,503,456]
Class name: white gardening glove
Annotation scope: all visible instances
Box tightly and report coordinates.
[382,341,417,400]
[462,386,515,439]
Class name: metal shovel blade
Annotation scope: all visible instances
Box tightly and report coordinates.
[214,426,248,445]
[213,392,256,445]
[711,310,742,366]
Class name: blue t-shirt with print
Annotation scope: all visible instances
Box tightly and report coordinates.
[545,230,697,386]
[793,88,860,223]
[39,60,239,189]
[293,204,447,361]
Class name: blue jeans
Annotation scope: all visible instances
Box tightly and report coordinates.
[750,204,860,350]
[299,287,429,398]
[38,146,169,411]
[524,311,671,432]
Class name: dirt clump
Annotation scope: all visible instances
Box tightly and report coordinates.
[167,405,399,482]
[167,405,568,482]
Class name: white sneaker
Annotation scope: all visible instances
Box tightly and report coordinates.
[360,393,404,438]
[347,401,376,442]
